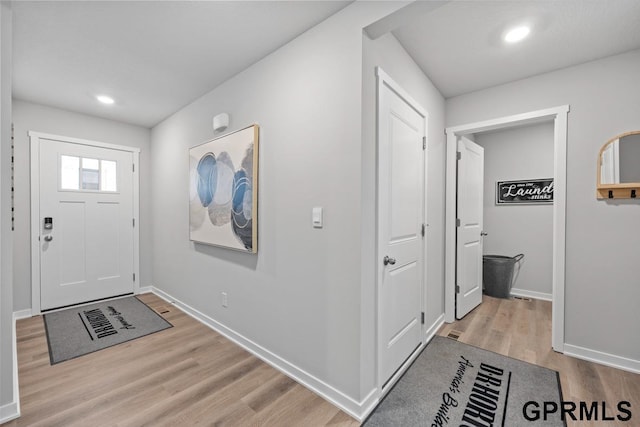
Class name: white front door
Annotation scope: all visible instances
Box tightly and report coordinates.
[39,138,135,310]
[378,76,425,387]
[456,136,484,319]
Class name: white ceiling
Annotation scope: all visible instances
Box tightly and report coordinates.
[12,1,640,129]
[393,0,640,98]
[12,1,351,128]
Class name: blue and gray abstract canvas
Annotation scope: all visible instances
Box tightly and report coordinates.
[189,126,256,252]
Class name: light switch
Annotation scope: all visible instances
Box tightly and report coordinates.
[312,207,323,228]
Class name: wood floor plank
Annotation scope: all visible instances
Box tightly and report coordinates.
[5,293,358,427]
[5,293,638,427]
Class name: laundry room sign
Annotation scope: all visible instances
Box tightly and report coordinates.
[496,178,554,204]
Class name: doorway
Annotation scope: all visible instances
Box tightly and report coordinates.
[444,106,569,352]
[30,132,140,313]
[376,68,428,391]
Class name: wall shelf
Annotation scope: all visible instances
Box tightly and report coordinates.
[596,183,639,199]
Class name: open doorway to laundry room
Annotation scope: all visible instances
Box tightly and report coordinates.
[474,122,555,302]
[444,106,569,353]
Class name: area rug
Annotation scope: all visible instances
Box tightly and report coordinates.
[44,296,172,364]
[364,336,565,426]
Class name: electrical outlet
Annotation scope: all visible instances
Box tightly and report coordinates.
[221,292,228,308]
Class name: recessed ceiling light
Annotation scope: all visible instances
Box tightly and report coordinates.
[504,26,530,43]
[96,95,115,105]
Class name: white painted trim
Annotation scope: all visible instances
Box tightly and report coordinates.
[424,313,445,343]
[446,106,568,135]
[0,401,19,424]
[29,132,140,315]
[356,388,380,424]
[368,341,426,418]
[132,150,140,296]
[375,66,429,405]
[444,105,569,353]
[0,313,22,424]
[30,134,41,313]
[564,344,640,375]
[149,287,371,421]
[375,67,428,117]
[444,131,457,323]
[551,109,568,353]
[138,286,153,294]
[510,288,553,302]
[27,131,140,153]
[13,308,32,320]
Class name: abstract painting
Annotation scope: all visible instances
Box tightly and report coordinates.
[189,125,258,252]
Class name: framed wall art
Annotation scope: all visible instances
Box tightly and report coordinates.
[189,124,259,252]
[496,178,554,204]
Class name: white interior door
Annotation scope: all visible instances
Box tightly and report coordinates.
[39,139,135,310]
[378,78,425,387]
[456,136,484,319]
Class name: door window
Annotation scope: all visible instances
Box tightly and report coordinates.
[60,155,118,192]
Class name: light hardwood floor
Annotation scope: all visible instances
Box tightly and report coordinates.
[4,294,639,426]
[3,293,359,427]
[437,296,640,427]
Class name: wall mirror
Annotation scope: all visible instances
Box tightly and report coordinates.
[597,131,640,199]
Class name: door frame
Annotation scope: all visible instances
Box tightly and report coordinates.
[444,105,569,352]
[376,67,428,393]
[29,131,140,314]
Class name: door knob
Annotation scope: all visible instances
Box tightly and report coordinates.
[44,235,53,242]
[481,231,488,236]
[383,256,396,266]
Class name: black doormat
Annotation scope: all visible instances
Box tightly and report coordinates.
[364,336,565,426]
[44,296,172,364]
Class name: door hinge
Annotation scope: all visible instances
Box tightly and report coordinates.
[133,273,136,282]
[456,218,461,227]
[133,218,135,227]
[422,136,426,150]
[457,151,462,160]
[456,285,460,294]
[132,163,135,172]
[421,223,425,237]
[421,312,425,325]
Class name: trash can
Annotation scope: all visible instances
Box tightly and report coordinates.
[483,254,524,298]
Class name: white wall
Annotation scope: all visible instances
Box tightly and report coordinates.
[361,32,445,395]
[0,1,15,419]
[475,123,554,298]
[11,100,152,311]
[446,49,640,364]
[150,1,405,411]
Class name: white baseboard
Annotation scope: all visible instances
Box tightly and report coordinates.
[0,401,19,424]
[510,288,552,301]
[425,313,445,343]
[149,287,370,420]
[1,312,22,423]
[13,308,32,320]
[138,285,153,294]
[564,343,640,374]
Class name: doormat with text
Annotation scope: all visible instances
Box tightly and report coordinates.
[364,336,565,426]
[44,296,172,364]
